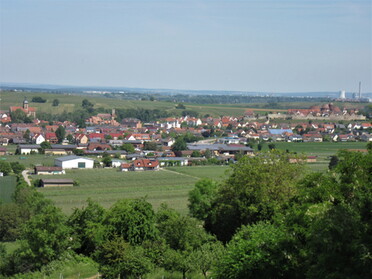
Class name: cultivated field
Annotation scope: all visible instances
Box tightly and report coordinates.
[37,168,199,215]
[0,176,17,203]
[3,90,356,117]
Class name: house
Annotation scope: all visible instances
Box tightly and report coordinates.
[44,149,68,155]
[159,157,189,167]
[217,137,240,145]
[55,155,94,169]
[33,134,45,144]
[360,134,372,142]
[45,132,58,144]
[121,118,142,128]
[17,144,40,154]
[40,179,74,187]
[34,166,65,175]
[120,159,159,171]
[75,134,89,144]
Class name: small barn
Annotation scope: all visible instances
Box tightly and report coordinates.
[34,166,65,175]
[41,179,74,187]
[55,155,94,169]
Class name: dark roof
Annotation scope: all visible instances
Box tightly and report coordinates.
[187,143,253,152]
[41,179,74,183]
[18,144,41,149]
[35,166,63,171]
[51,144,77,149]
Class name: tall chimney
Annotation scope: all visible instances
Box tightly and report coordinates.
[359,81,362,99]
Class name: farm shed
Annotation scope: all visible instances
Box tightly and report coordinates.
[55,155,94,169]
[41,179,74,187]
[34,166,65,175]
[17,144,40,154]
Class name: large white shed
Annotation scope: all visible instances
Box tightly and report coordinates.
[55,155,94,169]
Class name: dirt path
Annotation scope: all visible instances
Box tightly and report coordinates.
[22,169,31,186]
[160,168,199,180]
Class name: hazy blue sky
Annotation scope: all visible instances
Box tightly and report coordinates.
[1,0,371,92]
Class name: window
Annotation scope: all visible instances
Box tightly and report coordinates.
[78,162,86,168]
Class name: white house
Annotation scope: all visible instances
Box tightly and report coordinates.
[55,155,94,169]
[34,134,45,145]
[18,144,40,154]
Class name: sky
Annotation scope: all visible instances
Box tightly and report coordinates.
[0,0,371,93]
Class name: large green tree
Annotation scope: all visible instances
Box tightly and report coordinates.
[17,204,71,270]
[68,199,106,256]
[204,151,304,242]
[104,198,158,245]
[95,236,154,279]
[188,178,219,220]
[217,222,292,279]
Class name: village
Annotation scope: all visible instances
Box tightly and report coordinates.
[0,98,371,187]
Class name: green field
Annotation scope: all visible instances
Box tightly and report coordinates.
[37,168,201,215]
[0,90,314,117]
[1,154,57,168]
[259,141,368,172]
[0,176,17,203]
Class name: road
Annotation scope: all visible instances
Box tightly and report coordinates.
[22,169,31,186]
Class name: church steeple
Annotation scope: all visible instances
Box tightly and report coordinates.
[23,97,29,111]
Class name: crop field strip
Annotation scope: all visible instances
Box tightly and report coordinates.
[37,168,199,214]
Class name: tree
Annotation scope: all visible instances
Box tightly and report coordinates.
[120,143,135,153]
[95,236,154,279]
[194,242,224,278]
[55,125,66,143]
[367,141,372,152]
[0,161,12,176]
[10,109,27,123]
[0,203,23,241]
[52,99,60,106]
[31,96,46,103]
[172,137,187,152]
[189,178,219,220]
[18,204,71,270]
[328,155,339,170]
[39,140,52,154]
[176,103,186,109]
[257,142,263,151]
[101,155,112,167]
[104,198,158,245]
[66,134,74,143]
[82,99,94,109]
[143,141,158,151]
[205,151,304,242]
[268,143,276,150]
[217,222,291,279]
[191,150,201,157]
[23,129,30,142]
[68,199,106,256]
[10,162,25,175]
[162,249,196,279]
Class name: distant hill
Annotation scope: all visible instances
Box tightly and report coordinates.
[2,82,370,98]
